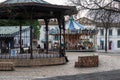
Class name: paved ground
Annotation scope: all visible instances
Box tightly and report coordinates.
[1,52,120,80]
[34,70,120,80]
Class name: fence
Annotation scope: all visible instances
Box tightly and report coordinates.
[0,48,60,59]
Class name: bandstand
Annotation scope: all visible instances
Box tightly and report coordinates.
[0,0,77,67]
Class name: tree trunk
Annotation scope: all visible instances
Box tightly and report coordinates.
[105,28,108,52]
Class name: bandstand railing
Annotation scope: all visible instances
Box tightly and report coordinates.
[0,48,60,59]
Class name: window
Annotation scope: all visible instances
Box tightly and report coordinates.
[54,36,59,40]
[100,40,104,49]
[109,29,112,36]
[117,40,120,48]
[14,39,17,44]
[100,29,104,36]
[117,29,120,36]
[90,35,93,38]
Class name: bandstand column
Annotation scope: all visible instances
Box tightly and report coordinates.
[19,20,22,54]
[62,17,66,56]
[30,25,33,59]
[57,17,62,55]
[44,19,49,54]
[29,18,33,59]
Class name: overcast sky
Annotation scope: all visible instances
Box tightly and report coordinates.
[44,0,66,5]
[0,0,5,2]
[0,0,66,5]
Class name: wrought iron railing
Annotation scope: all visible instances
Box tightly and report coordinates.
[0,49,60,59]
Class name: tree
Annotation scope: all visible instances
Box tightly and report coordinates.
[69,0,120,13]
[69,0,120,52]
[91,10,119,52]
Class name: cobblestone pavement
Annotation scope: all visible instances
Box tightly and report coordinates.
[1,52,120,80]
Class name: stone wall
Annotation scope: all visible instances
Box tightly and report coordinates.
[0,57,66,67]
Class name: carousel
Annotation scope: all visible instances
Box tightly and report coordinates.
[64,16,98,51]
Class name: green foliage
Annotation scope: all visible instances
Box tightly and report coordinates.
[0,19,40,39]
[32,20,40,39]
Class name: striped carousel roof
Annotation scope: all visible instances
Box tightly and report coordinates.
[48,16,98,35]
[65,16,85,30]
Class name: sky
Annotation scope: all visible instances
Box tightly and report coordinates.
[0,0,5,2]
[44,0,66,5]
[0,0,66,5]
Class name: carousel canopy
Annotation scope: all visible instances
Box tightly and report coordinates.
[65,16,85,30]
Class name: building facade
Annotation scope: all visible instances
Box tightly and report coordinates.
[38,24,60,49]
[97,27,120,52]
[0,26,30,53]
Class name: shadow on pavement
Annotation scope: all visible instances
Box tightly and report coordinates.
[34,70,120,80]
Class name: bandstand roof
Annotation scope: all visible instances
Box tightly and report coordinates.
[0,0,77,19]
[65,16,85,30]
[3,0,49,4]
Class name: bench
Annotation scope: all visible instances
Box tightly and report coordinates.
[0,62,15,71]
